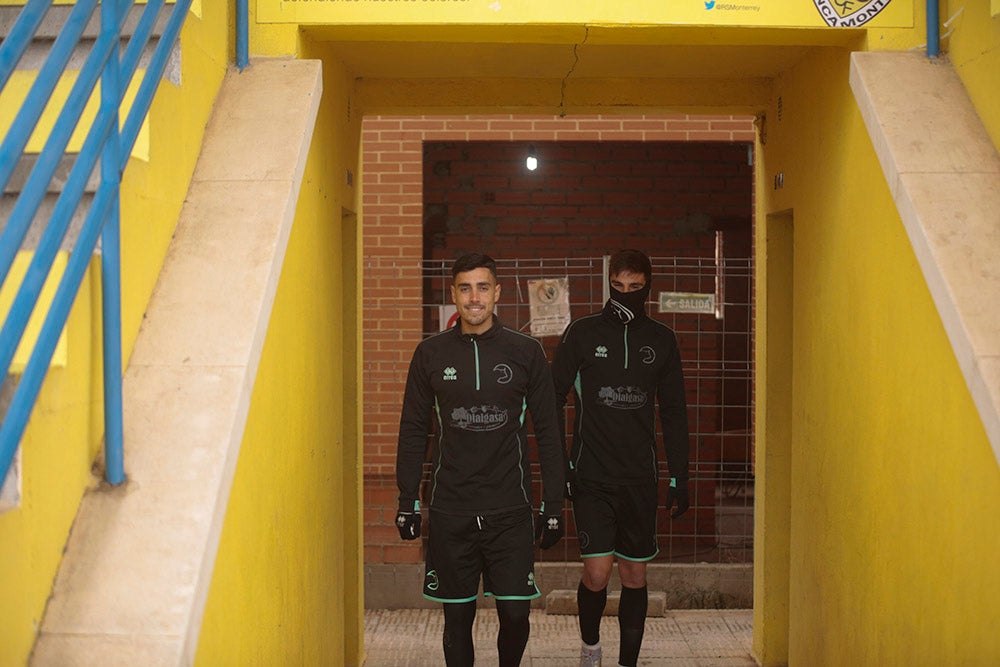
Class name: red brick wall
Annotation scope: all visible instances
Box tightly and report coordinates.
[423,140,752,260]
[362,115,755,566]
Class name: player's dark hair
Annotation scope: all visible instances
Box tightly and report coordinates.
[608,249,652,285]
[451,253,498,281]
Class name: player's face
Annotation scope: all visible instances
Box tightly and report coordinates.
[610,270,647,293]
[451,267,501,334]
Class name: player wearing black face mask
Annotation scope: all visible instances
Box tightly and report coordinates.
[551,249,690,667]
[608,281,653,324]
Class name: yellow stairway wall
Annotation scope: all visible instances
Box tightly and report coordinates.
[0,4,230,664]
[757,45,1000,664]
[940,0,1000,149]
[0,260,101,667]
[195,47,364,665]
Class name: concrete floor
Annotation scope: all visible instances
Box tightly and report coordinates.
[364,608,755,666]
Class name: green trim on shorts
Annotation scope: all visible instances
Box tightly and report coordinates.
[580,550,615,558]
[423,593,479,604]
[484,587,541,601]
[614,547,660,562]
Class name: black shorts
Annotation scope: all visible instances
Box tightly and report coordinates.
[423,506,540,603]
[572,479,659,561]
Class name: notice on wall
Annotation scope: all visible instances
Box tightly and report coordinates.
[527,278,570,338]
[258,0,910,29]
[658,291,716,316]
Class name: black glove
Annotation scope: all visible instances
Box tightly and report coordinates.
[395,500,422,540]
[564,464,576,501]
[535,504,564,550]
[666,479,690,519]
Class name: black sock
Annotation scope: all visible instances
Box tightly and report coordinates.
[577,580,607,646]
[442,600,477,667]
[617,584,648,667]
[496,599,531,666]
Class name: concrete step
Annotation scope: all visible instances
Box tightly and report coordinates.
[545,588,668,616]
[0,4,180,85]
[0,191,95,253]
[0,4,173,40]
[3,154,100,195]
[364,562,754,611]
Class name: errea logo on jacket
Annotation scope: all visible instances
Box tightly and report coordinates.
[443,367,458,381]
[594,345,608,358]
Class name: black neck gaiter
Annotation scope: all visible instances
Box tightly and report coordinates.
[607,283,651,324]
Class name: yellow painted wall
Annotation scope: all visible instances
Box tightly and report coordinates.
[195,39,365,664]
[299,36,366,663]
[249,0,300,57]
[943,0,1000,149]
[0,4,229,664]
[0,71,150,160]
[756,45,1000,664]
[0,260,102,666]
[870,0,1000,149]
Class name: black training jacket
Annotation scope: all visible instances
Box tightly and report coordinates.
[552,302,690,485]
[397,317,565,515]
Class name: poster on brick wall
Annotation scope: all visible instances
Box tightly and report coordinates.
[527,278,570,338]
[258,0,910,29]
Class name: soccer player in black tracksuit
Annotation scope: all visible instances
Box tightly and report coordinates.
[395,253,566,667]
[552,249,691,667]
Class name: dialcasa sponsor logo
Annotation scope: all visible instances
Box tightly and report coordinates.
[594,345,608,358]
[813,0,891,27]
[597,385,647,409]
[443,366,458,381]
[451,405,508,431]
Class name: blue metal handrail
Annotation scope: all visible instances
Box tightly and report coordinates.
[0,0,193,488]
[237,0,249,71]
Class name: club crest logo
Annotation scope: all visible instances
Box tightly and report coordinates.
[597,385,647,410]
[493,363,513,384]
[443,367,458,381]
[813,0,892,27]
[640,345,656,364]
[450,405,509,431]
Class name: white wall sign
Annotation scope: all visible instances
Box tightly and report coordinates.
[528,278,570,337]
[658,291,716,315]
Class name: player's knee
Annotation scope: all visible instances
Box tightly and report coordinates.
[582,559,614,590]
[443,601,477,634]
[496,599,530,628]
[617,561,647,589]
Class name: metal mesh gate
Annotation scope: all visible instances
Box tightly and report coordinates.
[418,249,754,564]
